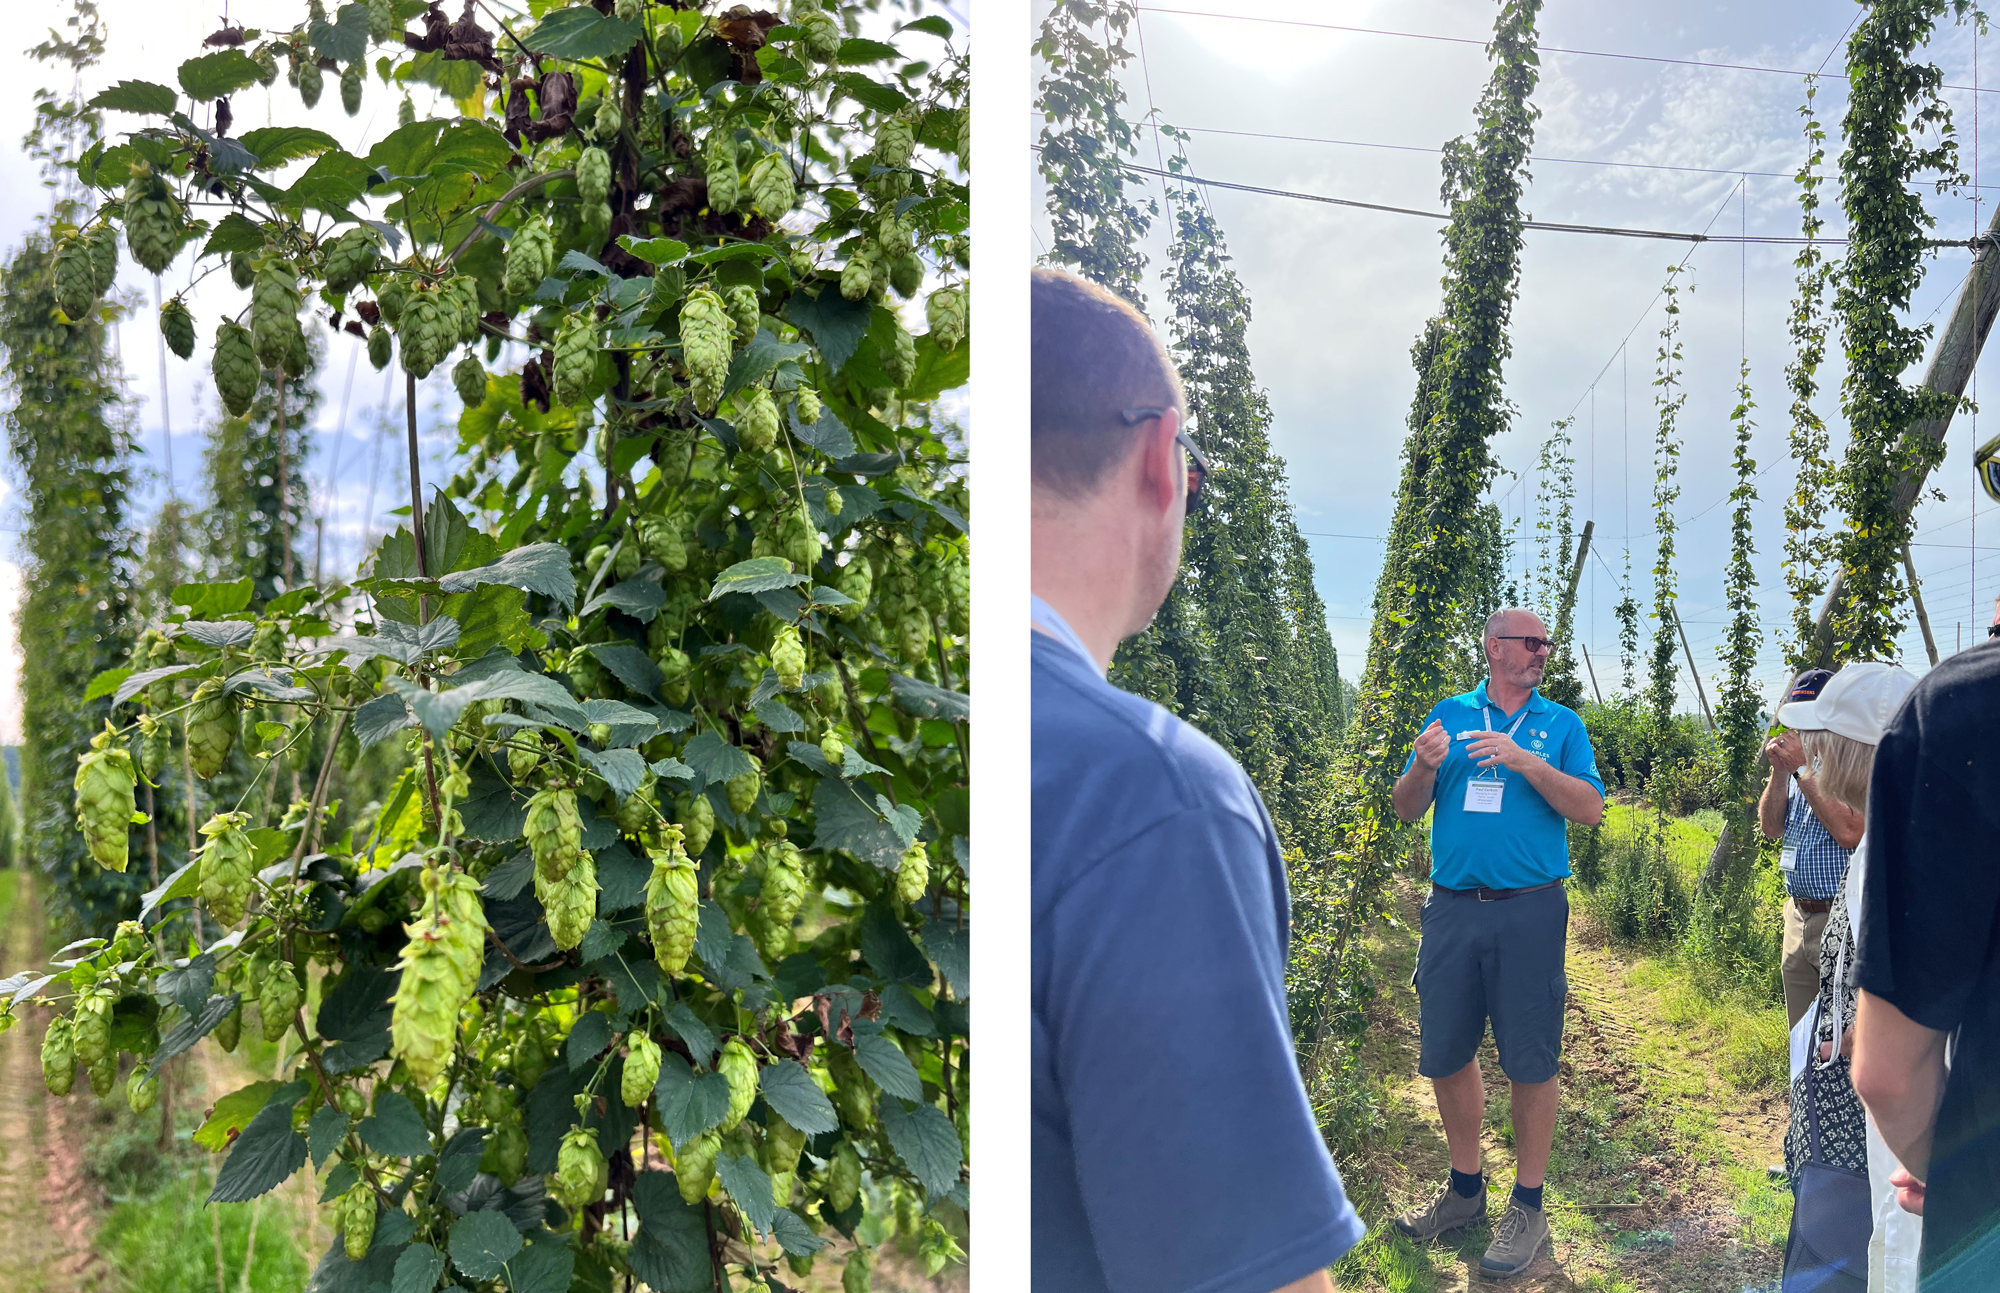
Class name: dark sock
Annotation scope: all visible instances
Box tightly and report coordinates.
[1512,1181,1544,1211]
[1450,1168,1484,1199]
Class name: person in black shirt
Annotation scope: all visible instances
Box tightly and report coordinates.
[1850,636,2000,1292]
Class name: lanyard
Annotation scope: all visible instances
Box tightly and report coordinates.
[1475,703,1531,778]
[1030,595,1101,677]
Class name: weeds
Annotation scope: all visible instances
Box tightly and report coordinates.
[97,1166,309,1293]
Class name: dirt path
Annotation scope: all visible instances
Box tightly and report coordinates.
[1345,880,1788,1291]
[0,872,108,1293]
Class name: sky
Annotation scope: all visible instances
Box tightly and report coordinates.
[1032,0,2000,716]
[0,0,969,746]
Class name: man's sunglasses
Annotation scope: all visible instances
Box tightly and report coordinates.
[1979,430,2000,504]
[1493,635,1553,655]
[1121,407,1208,508]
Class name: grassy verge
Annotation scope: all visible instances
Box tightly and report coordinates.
[98,1164,311,1293]
[0,870,19,939]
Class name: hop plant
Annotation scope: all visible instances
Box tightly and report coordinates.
[396,283,449,378]
[122,164,184,274]
[704,132,741,211]
[127,1066,159,1115]
[826,1140,862,1212]
[73,724,137,873]
[71,990,112,1070]
[368,0,396,40]
[552,1125,609,1213]
[747,151,796,216]
[593,96,622,140]
[622,1033,661,1106]
[577,147,611,207]
[337,1182,375,1261]
[84,221,120,296]
[197,811,256,926]
[251,259,303,369]
[552,314,597,408]
[927,284,966,351]
[674,1130,720,1204]
[758,842,805,956]
[321,226,381,294]
[877,112,916,169]
[725,759,762,816]
[638,514,686,570]
[212,322,260,417]
[53,237,96,319]
[537,851,598,951]
[505,213,554,300]
[453,352,488,407]
[260,961,303,1042]
[735,387,779,455]
[159,296,196,359]
[724,284,760,340]
[882,315,916,385]
[895,842,929,904]
[718,1038,758,1130]
[298,57,324,109]
[340,62,363,115]
[841,244,875,301]
[41,1016,75,1097]
[368,324,392,370]
[680,288,731,414]
[644,832,699,975]
[391,867,490,1086]
[771,625,806,692]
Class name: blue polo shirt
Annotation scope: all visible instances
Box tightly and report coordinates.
[1402,680,1603,891]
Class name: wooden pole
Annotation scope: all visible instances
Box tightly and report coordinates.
[1580,642,1604,705]
[1902,542,1940,666]
[1671,603,1715,729]
[1555,519,1595,633]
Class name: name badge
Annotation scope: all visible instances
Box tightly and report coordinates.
[1780,843,1798,873]
[1464,779,1505,814]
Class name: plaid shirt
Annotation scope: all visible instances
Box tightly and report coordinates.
[1782,778,1852,902]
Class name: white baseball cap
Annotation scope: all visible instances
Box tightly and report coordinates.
[1773,661,1918,746]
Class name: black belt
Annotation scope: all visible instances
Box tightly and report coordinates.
[1431,879,1565,903]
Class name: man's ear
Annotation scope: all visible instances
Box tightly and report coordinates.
[1135,406,1183,518]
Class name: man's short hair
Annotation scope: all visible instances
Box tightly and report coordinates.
[1031,268,1186,498]
[1482,607,1539,642]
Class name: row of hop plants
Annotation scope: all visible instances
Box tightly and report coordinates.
[19,0,971,1290]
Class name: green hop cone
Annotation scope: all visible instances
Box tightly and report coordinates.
[368,0,396,40]
[826,1043,874,1130]
[882,316,916,386]
[453,352,487,407]
[819,731,846,767]
[552,1125,609,1213]
[593,97,622,140]
[514,1028,551,1090]
[725,759,762,816]
[41,1016,75,1097]
[212,322,260,418]
[536,851,598,951]
[260,962,303,1043]
[482,1117,528,1184]
[84,221,120,296]
[771,625,806,692]
[254,45,279,86]
[679,288,731,414]
[877,113,916,169]
[757,844,805,958]
[72,992,112,1069]
[281,323,311,379]
[505,213,554,300]
[796,386,823,426]
[843,1246,873,1293]
[298,57,324,110]
[398,96,415,127]
[614,0,642,22]
[834,556,873,620]
[799,7,840,61]
[197,810,256,926]
[321,226,380,294]
[508,740,541,780]
[926,284,966,351]
[449,275,483,344]
[890,252,922,298]
[674,1130,720,1204]
[621,1033,661,1107]
[251,259,303,369]
[841,245,875,301]
[88,1051,117,1099]
[73,724,137,874]
[396,284,447,378]
[127,1066,159,1115]
[526,786,585,882]
[827,1140,862,1212]
[895,842,929,905]
[644,829,699,975]
[703,132,740,211]
[655,645,692,705]
[159,297,196,359]
[53,237,96,320]
[367,324,392,370]
[376,277,407,325]
[764,1115,807,1204]
[213,996,242,1053]
[783,508,821,572]
[338,1182,375,1261]
[230,249,257,290]
[123,165,184,274]
[735,387,779,455]
[747,151,795,216]
[676,792,715,856]
[638,514,686,570]
[724,284,760,341]
[340,63,362,116]
[552,315,597,408]
[718,1038,758,1131]
[577,147,611,206]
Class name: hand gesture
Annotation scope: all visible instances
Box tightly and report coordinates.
[1466,729,1530,772]
[1412,719,1449,771]
[1765,729,1805,777]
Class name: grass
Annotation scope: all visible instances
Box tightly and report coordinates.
[97,1165,311,1293]
[0,869,19,939]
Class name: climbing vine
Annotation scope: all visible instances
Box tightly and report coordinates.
[1533,419,1584,710]
[1718,362,1763,800]
[1783,77,1838,673]
[1645,268,1688,734]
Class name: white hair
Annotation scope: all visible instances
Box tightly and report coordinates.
[1483,607,1539,641]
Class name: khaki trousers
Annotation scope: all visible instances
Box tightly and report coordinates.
[1782,895,1832,1030]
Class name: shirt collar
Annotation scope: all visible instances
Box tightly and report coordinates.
[1030,595,1102,677]
[1472,678,1547,716]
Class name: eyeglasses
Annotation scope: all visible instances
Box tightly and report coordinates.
[1979,430,2000,503]
[1121,407,1208,508]
[1493,635,1553,655]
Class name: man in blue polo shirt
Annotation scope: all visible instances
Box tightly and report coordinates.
[1389,607,1605,1278]
[1031,268,1364,1293]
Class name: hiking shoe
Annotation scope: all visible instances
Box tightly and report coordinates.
[1478,1199,1550,1278]
[1393,1179,1487,1241]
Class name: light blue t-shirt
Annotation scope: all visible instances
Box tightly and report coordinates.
[1402,679,1604,891]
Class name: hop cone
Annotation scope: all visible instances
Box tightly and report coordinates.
[128,1067,159,1115]
[251,259,303,369]
[898,609,932,665]
[725,760,762,816]
[835,556,873,620]
[826,1043,874,1130]
[889,252,922,298]
[53,238,96,320]
[483,1118,528,1183]
[796,386,822,426]
[198,811,256,926]
[782,508,821,572]
[577,147,611,206]
[676,792,715,856]
[895,842,929,904]
[944,554,969,635]
[882,316,916,386]
[159,297,196,359]
[322,226,380,294]
[84,221,121,295]
[615,0,642,22]
[213,996,243,1052]
[757,844,805,959]
[536,851,598,951]
[724,284,760,340]
[453,353,487,407]
[827,1140,862,1211]
[260,963,303,1042]
[211,321,260,417]
[593,97,621,141]
[841,245,875,301]
[771,625,806,692]
[230,249,257,289]
[87,1052,116,1099]
[747,152,795,216]
[927,285,966,351]
[764,1116,807,1203]
[674,1129,720,1203]
[449,275,482,343]
[644,830,699,975]
[657,646,692,706]
[72,992,112,1069]
[338,1182,376,1261]
[298,58,324,109]
[505,214,553,299]
[74,725,137,873]
[703,133,740,211]
[877,113,916,169]
[399,285,450,376]
[799,9,840,61]
[614,780,657,835]
[622,1033,661,1107]
[718,1038,758,1131]
[254,45,279,86]
[680,288,731,414]
[376,277,407,325]
[368,0,396,40]
[819,732,846,767]
[367,324,392,370]
[526,787,584,883]
[398,96,415,127]
[842,1248,874,1293]
[736,387,778,455]
[552,1126,608,1212]
[638,514,685,570]
[340,63,363,115]
[390,890,469,1085]
[552,315,597,408]
[281,324,311,379]
[123,166,184,274]
[41,1016,75,1097]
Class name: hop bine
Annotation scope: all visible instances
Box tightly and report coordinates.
[73,723,138,873]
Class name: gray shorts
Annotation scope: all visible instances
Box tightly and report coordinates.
[1413,883,1569,1084]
